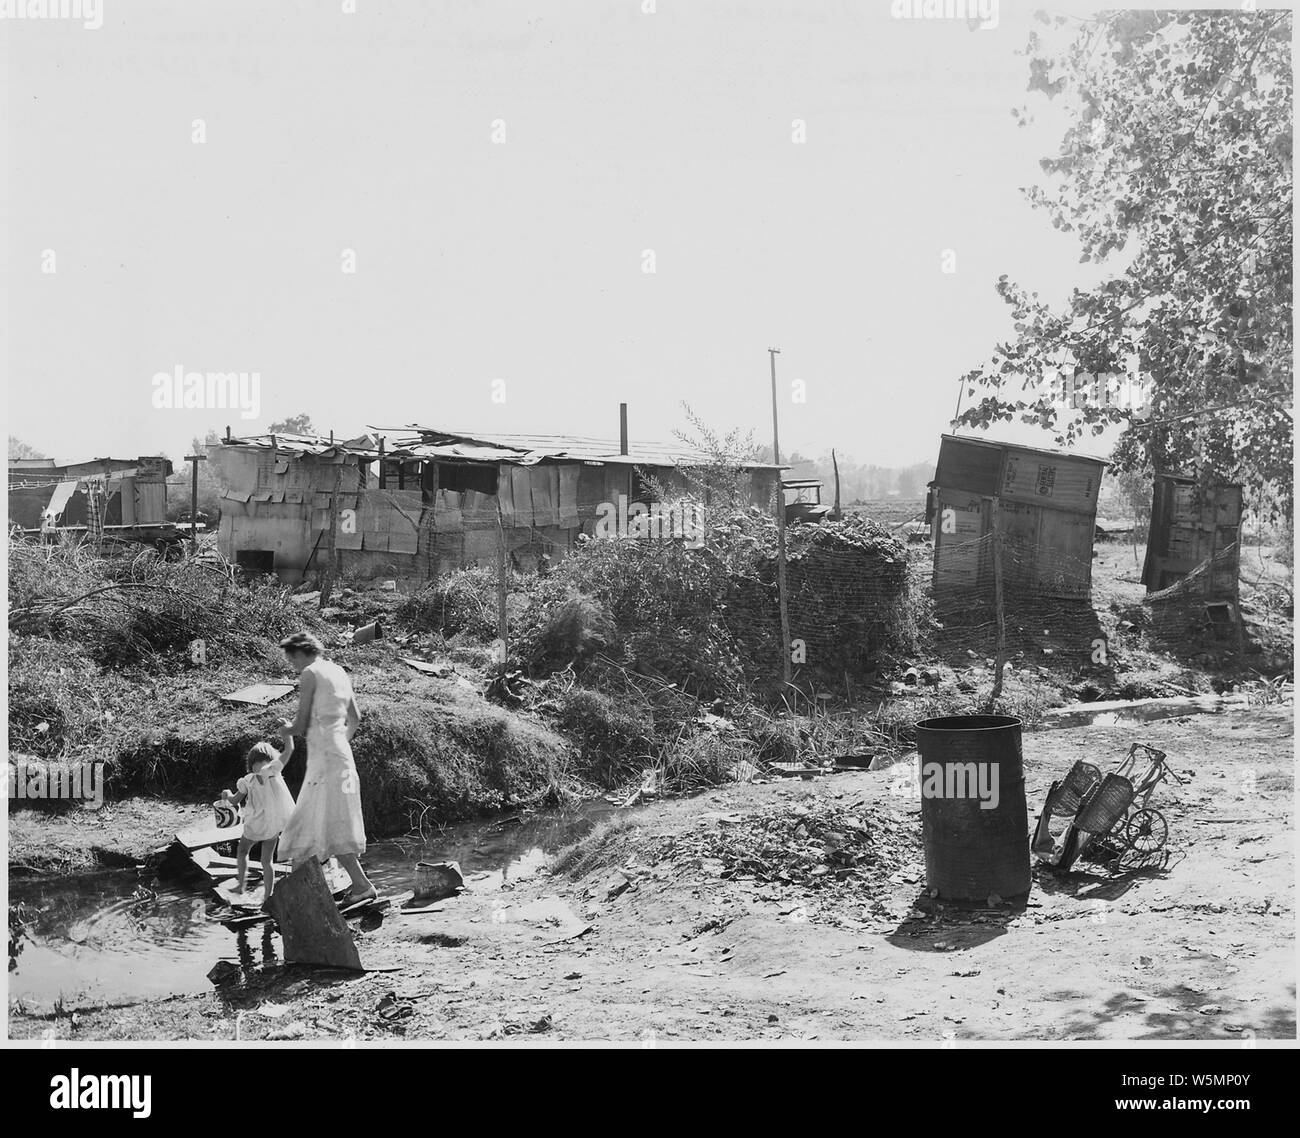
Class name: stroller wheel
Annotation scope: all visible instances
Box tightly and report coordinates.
[1124,807,1168,853]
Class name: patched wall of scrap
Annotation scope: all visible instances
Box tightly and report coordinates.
[219,501,312,578]
[931,436,1104,604]
[209,443,768,581]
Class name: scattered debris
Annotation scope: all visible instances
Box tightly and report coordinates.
[403,861,465,907]
[220,683,296,707]
[401,657,452,677]
[206,960,242,987]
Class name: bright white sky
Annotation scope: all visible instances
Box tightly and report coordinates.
[3,0,1251,471]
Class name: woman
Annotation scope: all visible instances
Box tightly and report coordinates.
[276,630,377,904]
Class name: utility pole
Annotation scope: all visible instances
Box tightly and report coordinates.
[988,500,1007,711]
[769,348,792,689]
[184,453,207,555]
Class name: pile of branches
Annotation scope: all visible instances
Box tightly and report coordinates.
[8,539,322,669]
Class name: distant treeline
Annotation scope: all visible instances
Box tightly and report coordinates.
[753,447,934,504]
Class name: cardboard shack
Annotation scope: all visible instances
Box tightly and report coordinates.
[928,435,1106,602]
[210,423,783,583]
[8,455,174,539]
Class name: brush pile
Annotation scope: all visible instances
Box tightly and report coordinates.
[8,539,323,669]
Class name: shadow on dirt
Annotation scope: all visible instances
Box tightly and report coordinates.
[885,891,1029,953]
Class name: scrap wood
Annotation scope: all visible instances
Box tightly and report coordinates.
[220,683,296,706]
[175,821,243,850]
[264,860,363,970]
[401,657,452,677]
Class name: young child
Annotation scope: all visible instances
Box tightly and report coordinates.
[219,721,297,901]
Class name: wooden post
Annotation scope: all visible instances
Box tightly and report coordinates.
[831,448,842,521]
[184,453,207,554]
[769,348,792,689]
[495,494,508,666]
[377,436,386,489]
[989,502,1007,710]
[264,859,362,970]
[320,464,343,607]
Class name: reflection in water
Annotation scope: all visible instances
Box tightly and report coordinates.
[9,800,615,1006]
[1037,695,1254,731]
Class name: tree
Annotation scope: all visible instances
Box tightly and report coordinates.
[957,10,1292,518]
[268,413,316,436]
[664,403,764,512]
[8,437,47,460]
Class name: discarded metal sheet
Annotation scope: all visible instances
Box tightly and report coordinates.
[401,657,451,676]
[175,822,244,851]
[220,682,296,706]
[388,527,419,554]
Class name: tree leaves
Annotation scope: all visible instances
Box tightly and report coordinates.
[957,10,1292,509]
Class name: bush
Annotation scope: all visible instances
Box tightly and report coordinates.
[552,687,653,787]
[398,567,500,641]
[8,540,324,671]
[517,535,746,698]
[525,591,614,670]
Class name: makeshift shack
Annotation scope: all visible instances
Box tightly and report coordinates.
[1142,473,1243,646]
[210,419,783,584]
[8,455,174,540]
[928,434,1106,602]
[1141,473,1242,598]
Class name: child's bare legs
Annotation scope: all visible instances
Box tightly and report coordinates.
[337,853,375,898]
[261,839,278,899]
[235,837,255,895]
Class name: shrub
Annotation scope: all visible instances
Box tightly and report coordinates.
[552,687,653,787]
[398,567,499,640]
[7,540,324,671]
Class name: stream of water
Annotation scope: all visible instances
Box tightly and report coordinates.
[9,694,1284,1007]
[8,800,616,1007]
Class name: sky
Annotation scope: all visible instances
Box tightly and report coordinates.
[2,0,1235,471]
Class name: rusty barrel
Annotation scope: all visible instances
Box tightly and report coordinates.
[915,714,1030,901]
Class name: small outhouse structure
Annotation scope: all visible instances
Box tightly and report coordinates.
[1141,473,1242,599]
[928,434,1107,602]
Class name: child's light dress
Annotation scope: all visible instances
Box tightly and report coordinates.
[238,754,296,843]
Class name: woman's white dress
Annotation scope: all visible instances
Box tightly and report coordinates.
[278,659,367,864]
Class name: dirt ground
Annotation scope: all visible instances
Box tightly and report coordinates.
[10,704,1293,1043]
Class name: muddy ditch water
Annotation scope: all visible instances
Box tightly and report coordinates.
[1037,693,1264,730]
[8,801,618,1007]
[8,694,1287,1010]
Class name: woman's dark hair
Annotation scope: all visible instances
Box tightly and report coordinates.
[280,630,323,657]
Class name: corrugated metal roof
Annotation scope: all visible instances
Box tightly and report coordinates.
[218,433,380,458]
[220,427,784,470]
[371,424,784,470]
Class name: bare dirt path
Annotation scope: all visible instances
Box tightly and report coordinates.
[10,707,1293,1042]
